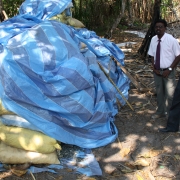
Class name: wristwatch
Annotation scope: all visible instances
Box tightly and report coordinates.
[168,67,172,71]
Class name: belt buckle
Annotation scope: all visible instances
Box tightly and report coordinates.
[160,69,163,75]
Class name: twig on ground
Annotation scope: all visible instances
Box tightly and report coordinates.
[117,137,123,149]
[29,171,36,180]
[118,162,133,171]
[161,134,172,143]
[48,174,56,179]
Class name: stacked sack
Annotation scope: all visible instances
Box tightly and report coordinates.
[50,2,85,28]
[0,106,61,166]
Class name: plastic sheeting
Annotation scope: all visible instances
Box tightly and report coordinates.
[0,148,102,176]
[0,0,130,148]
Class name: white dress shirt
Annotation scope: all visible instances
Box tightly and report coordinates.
[148,33,180,68]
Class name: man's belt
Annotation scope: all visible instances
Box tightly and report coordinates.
[159,68,168,75]
[159,68,168,71]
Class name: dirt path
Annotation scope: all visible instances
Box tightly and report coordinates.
[93,82,180,180]
[92,31,180,180]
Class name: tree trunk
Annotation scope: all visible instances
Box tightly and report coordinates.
[127,0,134,25]
[104,0,126,39]
[138,0,161,60]
[79,0,82,17]
[142,0,148,23]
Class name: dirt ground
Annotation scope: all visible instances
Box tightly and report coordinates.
[93,30,180,180]
[0,30,180,180]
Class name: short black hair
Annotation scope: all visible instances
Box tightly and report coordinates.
[155,19,167,27]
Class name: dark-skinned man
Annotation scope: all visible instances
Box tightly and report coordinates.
[148,19,180,126]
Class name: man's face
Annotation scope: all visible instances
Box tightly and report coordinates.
[155,22,166,36]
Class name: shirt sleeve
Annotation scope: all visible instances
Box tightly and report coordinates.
[148,40,154,57]
[172,39,180,57]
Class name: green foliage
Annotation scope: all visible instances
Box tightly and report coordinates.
[2,0,179,34]
[133,20,147,28]
[72,0,119,32]
[3,0,24,18]
[117,24,128,31]
[160,0,178,21]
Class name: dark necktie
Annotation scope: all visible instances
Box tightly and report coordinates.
[155,39,161,70]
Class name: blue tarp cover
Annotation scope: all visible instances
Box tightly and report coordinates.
[0,0,130,148]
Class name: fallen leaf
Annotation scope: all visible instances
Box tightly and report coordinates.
[174,155,180,160]
[66,168,73,172]
[56,176,63,180]
[125,158,149,168]
[120,167,134,174]
[136,174,144,180]
[134,159,150,166]
[131,101,136,105]
[11,169,27,177]
[138,149,163,158]
[86,178,96,180]
[120,148,131,157]
[125,162,137,169]
[136,170,155,180]
[118,163,135,174]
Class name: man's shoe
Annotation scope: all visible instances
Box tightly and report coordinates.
[151,114,166,119]
[158,127,178,133]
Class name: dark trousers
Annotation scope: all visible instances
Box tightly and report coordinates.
[154,70,176,115]
[166,76,180,131]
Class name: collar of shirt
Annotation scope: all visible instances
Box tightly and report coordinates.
[155,33,166,42]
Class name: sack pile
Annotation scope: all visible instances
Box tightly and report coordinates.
[50,4,85,28]
[0,114,61,165]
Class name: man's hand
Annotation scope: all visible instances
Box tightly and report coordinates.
[162,69,171,78]
[152,66,161,75]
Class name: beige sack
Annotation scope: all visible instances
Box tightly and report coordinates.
[0,124,61,154]
[0,100,15,115]
[50,12,85,28]
[67,17,85,28]
[50,13,67,24]
[0,141,60,164]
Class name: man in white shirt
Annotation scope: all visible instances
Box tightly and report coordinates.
[148,19,180,119]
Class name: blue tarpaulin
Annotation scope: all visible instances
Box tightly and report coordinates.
[0,0,130,148]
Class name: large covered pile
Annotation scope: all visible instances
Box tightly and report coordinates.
[0,0,130,162]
